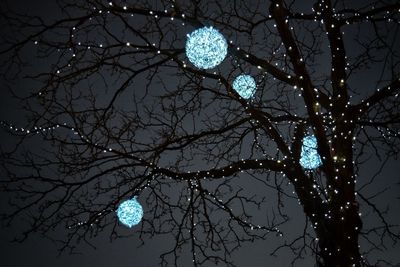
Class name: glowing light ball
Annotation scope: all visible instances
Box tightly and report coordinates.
[232,74,257,99]
[116,197,143,228]
[185,26,228,69]
[300,135,322,170]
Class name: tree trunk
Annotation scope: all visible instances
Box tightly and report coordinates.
[315,122,363,266]
[315,172,363,266]
[317,218,362,267]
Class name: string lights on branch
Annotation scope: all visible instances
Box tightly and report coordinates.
[185,26,228,69]
[1,1,399,265]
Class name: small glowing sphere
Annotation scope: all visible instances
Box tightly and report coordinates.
[300,135,322,170]
[232,74,257,99]
[185,26,228,69]
[117,198,143,228]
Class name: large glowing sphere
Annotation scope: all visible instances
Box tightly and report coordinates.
[232,74,257,99]
[300,135,322,170]
[117,197,143,228]
[185,26,228,69]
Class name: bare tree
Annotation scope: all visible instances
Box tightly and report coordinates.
[1,0,400,266]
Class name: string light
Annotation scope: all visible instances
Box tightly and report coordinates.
[2,2,399,264]
[232,74,257,99]
[185,26,227,69]
[300,135,322,170]
[117,197,144,228]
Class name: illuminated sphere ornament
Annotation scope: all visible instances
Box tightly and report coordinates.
[185,26,228,69]
[116,197,143,228]
[232,74,257,99]
[300,135,322,170]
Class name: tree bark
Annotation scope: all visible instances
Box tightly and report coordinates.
[317,211,362,267]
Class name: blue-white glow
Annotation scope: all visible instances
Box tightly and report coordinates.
[232,74,257,99]
[300,135,322,170]
[117,197,143,228]
[185,26,228,69]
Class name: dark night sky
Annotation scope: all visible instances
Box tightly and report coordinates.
[0,0,399,266]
